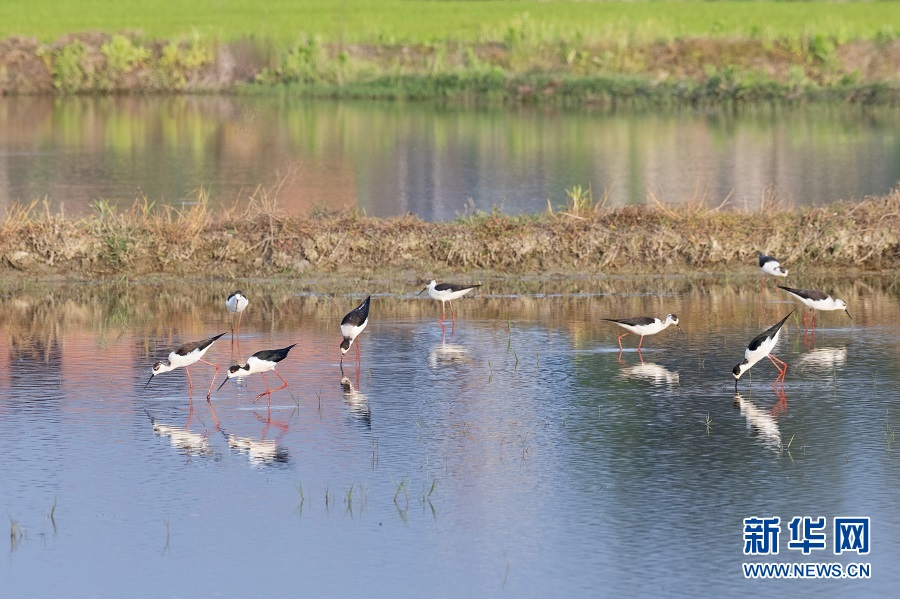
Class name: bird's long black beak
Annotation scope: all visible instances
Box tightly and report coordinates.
[845,309,852,321]
[416,287,426,296]
[677,325,686,338]
[144,374,154,389]
[217,377,229,392]
[734,378,738,391]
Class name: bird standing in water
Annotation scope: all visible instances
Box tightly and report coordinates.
[226,291,249,339]
[145,333,227,399]
[602,314,684,352]
[340,296,370,365]
[218,344,297,403]
[732,311,794,389]
[419,280,481,322]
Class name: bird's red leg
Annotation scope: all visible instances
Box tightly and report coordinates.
[439,301,446,322]
[206,398,220,429]
[768,354,788,384]
[617,332,629,351]
[450,300,456,321]
[637,335,645,350]
[356,338,361,362]
[185,367,194,397]
[254,372,273,402]
[258,370,289,405]
[199,358,219,399]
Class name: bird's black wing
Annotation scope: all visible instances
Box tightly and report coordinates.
[778,286,829,301]
[747,311,794,351]
[175,332,227,355]
[602,317,656,327]
[251,344,298,363]
[434,283,481,292]
[341,296,371,327]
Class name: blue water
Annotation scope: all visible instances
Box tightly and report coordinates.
[1,278,898,597]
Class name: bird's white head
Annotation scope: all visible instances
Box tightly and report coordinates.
[418,280,438,296]
[665,314,679,325]
[340,338,352,354]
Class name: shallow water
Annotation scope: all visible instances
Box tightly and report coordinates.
[1,277,898,597]
[1,96,897,219]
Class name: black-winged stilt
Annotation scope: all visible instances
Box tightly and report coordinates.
[602,314,684,352]
[732,311,794,389]
[218,344,297,402]
[145,332,226,399]
[777,286,851,330]
[225,290,249,338]
[340,296,370,364]
[419,280,480,321]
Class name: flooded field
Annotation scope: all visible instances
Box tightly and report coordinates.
[1,96,898,219]
[1,275,898,597]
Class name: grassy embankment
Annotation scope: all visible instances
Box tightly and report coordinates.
[1,187,898,280]
[0,1,897,104]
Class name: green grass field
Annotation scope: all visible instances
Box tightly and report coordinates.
[1,0,895,44]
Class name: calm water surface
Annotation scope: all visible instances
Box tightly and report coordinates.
[1,95,897,219]
[1,276,898,597]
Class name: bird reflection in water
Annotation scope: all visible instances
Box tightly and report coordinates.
[427,321,471,368]
[148,409,218,459]
[341,375,371,428]
[222,408,291,467]
[733,389,787,454]
[797,346,848,370]
[617,359,680,387]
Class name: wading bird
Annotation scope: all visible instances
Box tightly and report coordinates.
[145,333,226,399]
[777,286,851,330]
[217,344,297,402]
[732,311,793,389]
[758,252,788,291]
[602,314,684,353]
[419,280,481,321]
[340,296,370,365]
[225,291,249,338]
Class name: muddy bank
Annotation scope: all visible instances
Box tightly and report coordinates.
[2,189,898,280]
[1,33,898,104]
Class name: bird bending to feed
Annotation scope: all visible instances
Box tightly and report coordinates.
[758,252,787,291]
[777,286,851,330]
[340,296,370,364]
[732,311,794,389]
[419,280,481,321]
[225,290,249,337]
[602,314,684,351]
[145,333,227,399]
[217,344,297,401]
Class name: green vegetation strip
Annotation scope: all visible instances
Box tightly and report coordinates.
[1,1,897,102]
[2,1,895,44]
[2,189,898,279]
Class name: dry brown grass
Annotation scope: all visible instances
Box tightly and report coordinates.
[2,187,898,279]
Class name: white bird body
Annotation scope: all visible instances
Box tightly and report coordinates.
[421,280,481,321]
[219,344,297,401]
[340,296,371,360]
[778,286,851,330]
[602,314,683,351]
[759,252,788,278]
[733,311,793,386]
[225,291,249,314]
[146,333,226,399]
